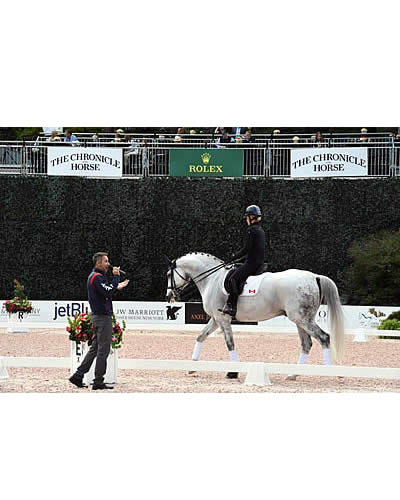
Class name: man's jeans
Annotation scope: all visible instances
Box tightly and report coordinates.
[76,315,113,385]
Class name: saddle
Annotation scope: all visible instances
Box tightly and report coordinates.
[223,263,269,297]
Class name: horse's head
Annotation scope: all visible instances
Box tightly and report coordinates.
[165,255,190,303]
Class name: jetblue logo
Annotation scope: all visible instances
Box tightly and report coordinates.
[53,302,89,321]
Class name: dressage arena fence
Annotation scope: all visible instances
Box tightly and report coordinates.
[2,354,400,387]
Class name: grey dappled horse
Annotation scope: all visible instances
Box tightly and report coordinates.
[166,252,345,379]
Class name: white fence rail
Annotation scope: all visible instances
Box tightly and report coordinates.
[2,355,400,387]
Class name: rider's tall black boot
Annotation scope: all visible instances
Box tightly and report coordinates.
[221,293,237,318]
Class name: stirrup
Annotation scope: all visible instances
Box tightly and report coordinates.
[218,304,237,318]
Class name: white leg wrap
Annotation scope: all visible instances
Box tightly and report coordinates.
[229,350,239,362]
[323,348,332,365]
[298,352,309,364]
[192,341,202,361]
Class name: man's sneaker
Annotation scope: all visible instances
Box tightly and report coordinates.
[69,374,88,388]
[92,383,114,390]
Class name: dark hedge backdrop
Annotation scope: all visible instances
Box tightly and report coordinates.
[1,176,400,303]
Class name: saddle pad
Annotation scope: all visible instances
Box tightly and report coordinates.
[223,273,266,296]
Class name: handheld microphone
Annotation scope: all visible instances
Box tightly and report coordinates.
[109,264,127,276]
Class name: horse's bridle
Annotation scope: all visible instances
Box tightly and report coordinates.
[166,259,192,300]
[166,257,230,301]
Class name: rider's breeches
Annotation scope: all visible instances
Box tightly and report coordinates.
[228,263,259,306]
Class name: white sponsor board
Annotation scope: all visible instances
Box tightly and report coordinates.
[0,301,397,330]
[0,301,185,326]
[47,147,122,177]
[291,148,368,177]
[258,305,398,330]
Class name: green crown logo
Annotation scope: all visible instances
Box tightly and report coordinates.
[201,152,211,164]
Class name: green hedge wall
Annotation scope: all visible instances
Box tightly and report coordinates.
[1,176,400,303]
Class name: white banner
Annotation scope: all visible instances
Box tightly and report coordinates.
[0,301,185,326]
[291,148,368,177]
[47,147,122,177]
[258,305,398,330]
[1,301,397,330]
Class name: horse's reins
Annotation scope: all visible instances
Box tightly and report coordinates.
[168,260,232,299]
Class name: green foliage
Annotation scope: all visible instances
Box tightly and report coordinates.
[378,318,400,330]
[15,128,42,140]
[387,310,400,321]
[1,176,400,303]
[3,279,33,314]
[345,230,400,305]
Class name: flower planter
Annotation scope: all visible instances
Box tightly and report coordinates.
[70,341,118,385]
[7,312,30,333]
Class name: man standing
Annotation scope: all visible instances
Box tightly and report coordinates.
[69,252,129,390]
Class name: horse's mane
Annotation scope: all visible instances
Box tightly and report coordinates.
[179,252,224,264]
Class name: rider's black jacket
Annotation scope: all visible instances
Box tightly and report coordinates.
[232,222,265,271]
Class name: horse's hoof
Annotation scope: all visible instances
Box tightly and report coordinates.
[286,375,298,381]
[226,372,239,379]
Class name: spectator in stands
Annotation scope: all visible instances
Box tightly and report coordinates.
[214,127,227,134]
[272,129,280,136]
[91,133,99,144]
[48,130,61,143]
[114,133,122,143]
[116,128,124,135]
[360,128,369,143]
[216,130,232,148]
[242,130,255,143]
[190,129,197,135]
[310,131,324,147]
[291,136,303,150]
[175,127,185,139]
[64,130,79,146]
[128,136,139,154]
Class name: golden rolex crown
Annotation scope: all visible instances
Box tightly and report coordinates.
[201,152,211,164]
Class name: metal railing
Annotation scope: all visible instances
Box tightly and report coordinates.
[32,130,397,144]
[0,142,399,178]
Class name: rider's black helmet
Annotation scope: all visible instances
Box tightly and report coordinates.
[244,205,262,218]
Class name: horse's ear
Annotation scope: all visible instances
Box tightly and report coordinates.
[164,255,172,266]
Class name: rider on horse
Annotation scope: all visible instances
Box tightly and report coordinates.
[221,205,266,318]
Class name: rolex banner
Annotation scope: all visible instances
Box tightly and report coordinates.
[169,148,244,177]
[291,148,368,177]
[47,147,123,177]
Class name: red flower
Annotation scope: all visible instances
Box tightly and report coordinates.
[66,327,70,332]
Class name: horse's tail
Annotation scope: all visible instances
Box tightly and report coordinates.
[318,275,345,362]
